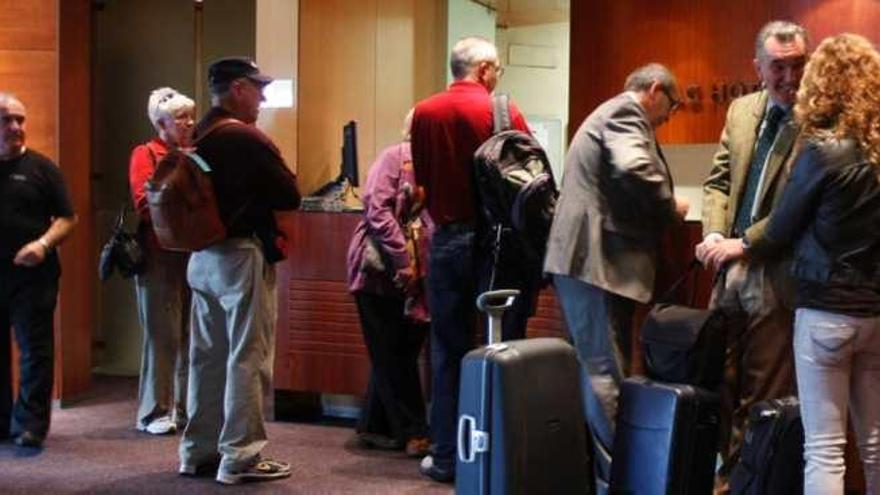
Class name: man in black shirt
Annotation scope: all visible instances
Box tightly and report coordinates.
[178,58,301,485]
[0,92,77,448]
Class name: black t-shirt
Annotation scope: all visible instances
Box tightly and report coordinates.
[0,149,75,264]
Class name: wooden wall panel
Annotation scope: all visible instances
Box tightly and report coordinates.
[375,0,415,150]
[57,0,93,403]
[0,51,56,158]
[298,0,377,195]
[297,0,446,196]
[0,0,56,51]
[570,0,880,145]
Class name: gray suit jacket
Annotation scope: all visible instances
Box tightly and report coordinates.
[544,93,679,303]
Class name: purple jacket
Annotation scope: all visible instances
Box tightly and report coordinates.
[346,142,434,296]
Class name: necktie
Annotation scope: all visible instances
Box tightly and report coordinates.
[733,105,786,236]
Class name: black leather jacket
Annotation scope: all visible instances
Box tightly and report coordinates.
[763,138,880,297]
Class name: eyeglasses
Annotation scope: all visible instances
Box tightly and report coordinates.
[478,61,504,77]
[661,86,682,112]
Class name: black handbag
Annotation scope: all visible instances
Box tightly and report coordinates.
[641,259,727,389]
[98,205,146,281]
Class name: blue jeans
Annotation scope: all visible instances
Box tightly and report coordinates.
[0,257,60,440]
[426,227,477,469]
[794,307,880,495]
[552,274,634,494]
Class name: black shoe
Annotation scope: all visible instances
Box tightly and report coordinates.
[179,458,221,477]
[14,431,43,448]
[419,455,454,483]
[357,432,403,450]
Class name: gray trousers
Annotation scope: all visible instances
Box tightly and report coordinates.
[134,248,190,428]
[179,238,277,472]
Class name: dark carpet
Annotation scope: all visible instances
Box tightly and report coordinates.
[0,376,453,494]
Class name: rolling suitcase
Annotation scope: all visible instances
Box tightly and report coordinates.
[610,377,720,495]
[456,290,591,495]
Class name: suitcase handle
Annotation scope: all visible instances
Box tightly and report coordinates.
[457,414,489,463]
[476,290,520,345]
[476,289,520,313]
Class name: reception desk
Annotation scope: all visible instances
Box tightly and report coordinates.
[273,211,710,413]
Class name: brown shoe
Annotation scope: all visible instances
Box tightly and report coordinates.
[405,437,430,457]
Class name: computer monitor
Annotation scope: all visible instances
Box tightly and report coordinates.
[342,120,359,187]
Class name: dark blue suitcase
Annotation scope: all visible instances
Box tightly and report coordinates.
[610,377,720,495]
[455,290,590,495]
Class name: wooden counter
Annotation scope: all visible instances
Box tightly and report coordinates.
[273,211,709,412]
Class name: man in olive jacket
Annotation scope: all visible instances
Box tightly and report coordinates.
[696,21,809,490]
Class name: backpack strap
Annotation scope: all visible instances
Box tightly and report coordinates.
[492,93,512,134]
[194,117,243,144]
[188,117,243,172]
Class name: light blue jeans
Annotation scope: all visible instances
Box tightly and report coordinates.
[552,275,634,495]
[795,307,880,495]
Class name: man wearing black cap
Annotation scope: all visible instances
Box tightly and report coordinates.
[178,57,301,485]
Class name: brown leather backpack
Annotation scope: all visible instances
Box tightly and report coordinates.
[145,118,238,251]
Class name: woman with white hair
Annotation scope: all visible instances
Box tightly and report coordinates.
[127,87,195,435]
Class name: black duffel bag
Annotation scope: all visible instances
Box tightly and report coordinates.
[642,259,727,389]
[729,396,804,495]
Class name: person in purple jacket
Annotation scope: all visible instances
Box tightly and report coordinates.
[346,110,433,457]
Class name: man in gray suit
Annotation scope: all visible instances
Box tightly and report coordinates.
[696,21,808,492]
[544,63,688,493]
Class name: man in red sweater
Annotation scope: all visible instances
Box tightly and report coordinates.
[410,36,530,483]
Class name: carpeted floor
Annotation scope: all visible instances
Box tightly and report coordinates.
[0,376,453,494]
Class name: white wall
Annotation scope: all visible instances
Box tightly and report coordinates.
[496,21,569,180]
[447,0,496,84]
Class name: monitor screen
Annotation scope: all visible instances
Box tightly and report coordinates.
[342,120,359,187]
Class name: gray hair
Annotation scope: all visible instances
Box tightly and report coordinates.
[450,36,498,80]
[0,92,22,109]
[623,63,678,94]
[755,21,809,60]
[147,87,195,131]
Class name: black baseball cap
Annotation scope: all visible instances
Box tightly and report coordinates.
[208,57,273,88]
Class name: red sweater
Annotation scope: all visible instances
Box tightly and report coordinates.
[129,138,167,221]
[411,81,529,225]
[128,138,168,250]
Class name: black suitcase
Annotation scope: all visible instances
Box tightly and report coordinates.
[456,290,590,495]
[610,377,720,495]
[729,396,803,495]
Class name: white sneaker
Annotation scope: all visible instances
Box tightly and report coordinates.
[136,416,177,435]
